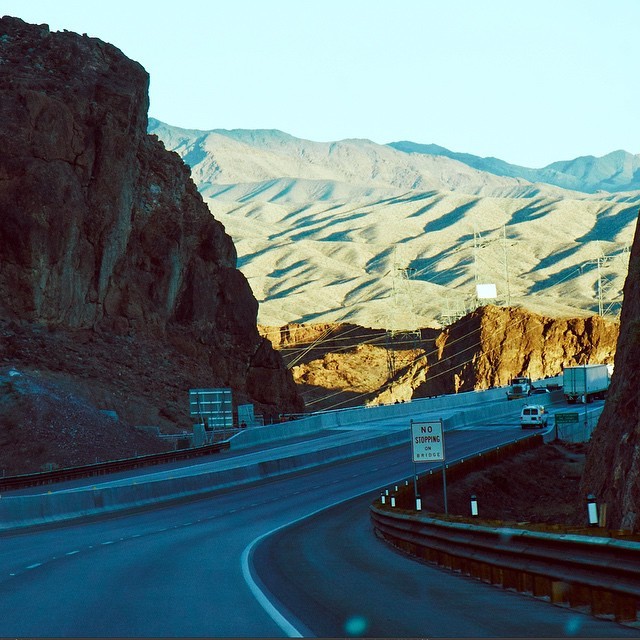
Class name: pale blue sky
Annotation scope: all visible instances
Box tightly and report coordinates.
[2,0,638,167]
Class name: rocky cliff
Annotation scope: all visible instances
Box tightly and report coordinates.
[414,306,618,397]
[264,308,619,411]
[0,16,302,446]
[581,210,640,531]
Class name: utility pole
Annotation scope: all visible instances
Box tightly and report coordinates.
[581,243,629,318]
[385,248,421,380]
[503,225,511,307]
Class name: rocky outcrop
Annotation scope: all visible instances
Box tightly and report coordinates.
[581,210,640,531]
[415,306,618,397]
[0,16,302,439]
[260,323,436,409]
[264,309,619,411]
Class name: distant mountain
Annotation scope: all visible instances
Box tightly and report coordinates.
[388,141,640,194]
[148,118,565,202]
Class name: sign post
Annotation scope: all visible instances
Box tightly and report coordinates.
[410,419,447,514]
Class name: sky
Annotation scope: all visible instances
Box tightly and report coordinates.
[2,0,639,167]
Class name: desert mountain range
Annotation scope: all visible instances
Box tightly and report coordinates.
[149,119,640,329]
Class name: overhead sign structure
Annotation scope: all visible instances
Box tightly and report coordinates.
[411,420,444,462]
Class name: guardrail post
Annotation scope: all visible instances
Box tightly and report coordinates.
[551,581,570,604]
[502,568,518,591]
[614,593,638,622]
[491,566,504,587]
[568,584,591,609]
[518,572,533,595]
[533,575,551,598]
[591,588,614,617]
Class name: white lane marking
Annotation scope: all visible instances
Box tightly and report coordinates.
[65,550,80,556]
[26,563,41,569]
[100,540,115,545]
[241,537,303,638]
[241,480,403,638]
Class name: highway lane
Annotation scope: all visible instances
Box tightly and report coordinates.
[0,397,617,637]
[254,484,640,638]
[0,423,544,637]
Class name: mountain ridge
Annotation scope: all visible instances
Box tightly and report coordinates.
[150,118,640,329]
[389,140,640,194]
[150,118,639,195]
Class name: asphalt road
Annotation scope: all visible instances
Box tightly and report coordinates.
[0,404,634,637]
[254,488,640,638]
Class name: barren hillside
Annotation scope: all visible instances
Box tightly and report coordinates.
[152,120,640,330]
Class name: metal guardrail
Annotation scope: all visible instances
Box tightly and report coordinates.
[0,441,230,492]
[371,507,640,623]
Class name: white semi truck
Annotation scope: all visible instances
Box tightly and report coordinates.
[506,376,533,400]
[563,364,610,404]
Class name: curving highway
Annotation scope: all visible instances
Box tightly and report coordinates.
[0,397,636,637]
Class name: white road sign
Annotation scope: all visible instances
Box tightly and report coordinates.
[411,420,444,462]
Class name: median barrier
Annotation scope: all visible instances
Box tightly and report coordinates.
[229,384,525,450]
[0,428,409,532]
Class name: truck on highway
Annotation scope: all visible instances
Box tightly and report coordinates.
[563,364,610,404]
[506,376,533,400]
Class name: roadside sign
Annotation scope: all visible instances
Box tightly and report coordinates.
[189,388,233,429]
[411,420,444,462]
[555,412,579,424]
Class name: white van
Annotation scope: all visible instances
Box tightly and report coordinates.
[520,404,549,429]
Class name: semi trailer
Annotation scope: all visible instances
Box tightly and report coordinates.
[563,364,610,404]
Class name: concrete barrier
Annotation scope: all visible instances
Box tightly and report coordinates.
[0,379,561,531]
[229,376,563,451]
[0,429,408,532]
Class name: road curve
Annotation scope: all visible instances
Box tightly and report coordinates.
[0,411,630,637]
[252,491,640,638]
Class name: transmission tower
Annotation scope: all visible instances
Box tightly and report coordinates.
[440,294,468,326]
[581,243,630,318]
[471,225,516,308]
[385,250,422,380]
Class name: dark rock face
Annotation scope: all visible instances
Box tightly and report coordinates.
[582,211,640,531]
[0,16,303,429]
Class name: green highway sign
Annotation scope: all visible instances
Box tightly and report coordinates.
[555,412,579,424]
